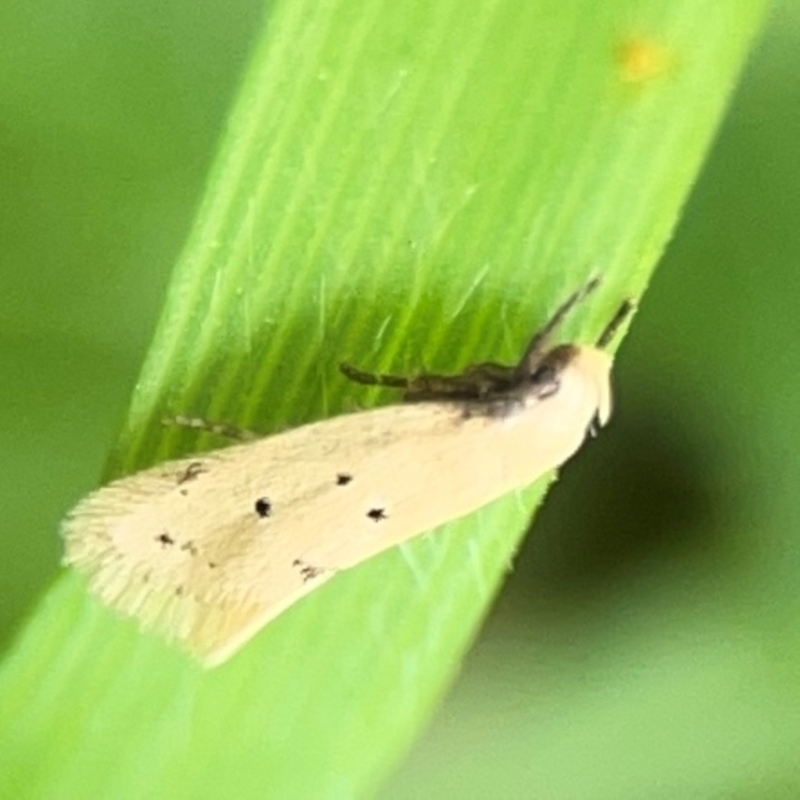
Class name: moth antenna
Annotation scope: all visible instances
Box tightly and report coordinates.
[596,298,636,349]
[162,415,260,442]
[340,362,411,389]
[520,275,601,366]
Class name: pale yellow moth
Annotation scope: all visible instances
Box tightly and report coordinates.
[62,278,633,667]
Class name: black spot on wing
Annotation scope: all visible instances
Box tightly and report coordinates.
[156,532,200,556]
[254,497,272,517]
[176,461,206,485]
[367,508,387,522]
[336,473,353,486]
[292,558,325,582]
[180,541,198,556]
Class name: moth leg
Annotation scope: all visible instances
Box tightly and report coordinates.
[586,410,602,438]
[596,298,636,349]
[162,415,260,442]
[520,276,601,367]
[340,362,411,389]
[343,360,519,402]
[403,374,476,401]
[460,361,519,394]
[404,362,519,401]
[341,362,466,400]
[462,361,516,380]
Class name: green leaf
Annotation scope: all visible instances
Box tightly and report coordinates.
[0,0,768,797]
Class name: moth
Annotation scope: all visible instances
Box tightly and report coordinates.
[62,277,633,666]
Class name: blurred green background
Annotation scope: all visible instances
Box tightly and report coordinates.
[1,1,798,798]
